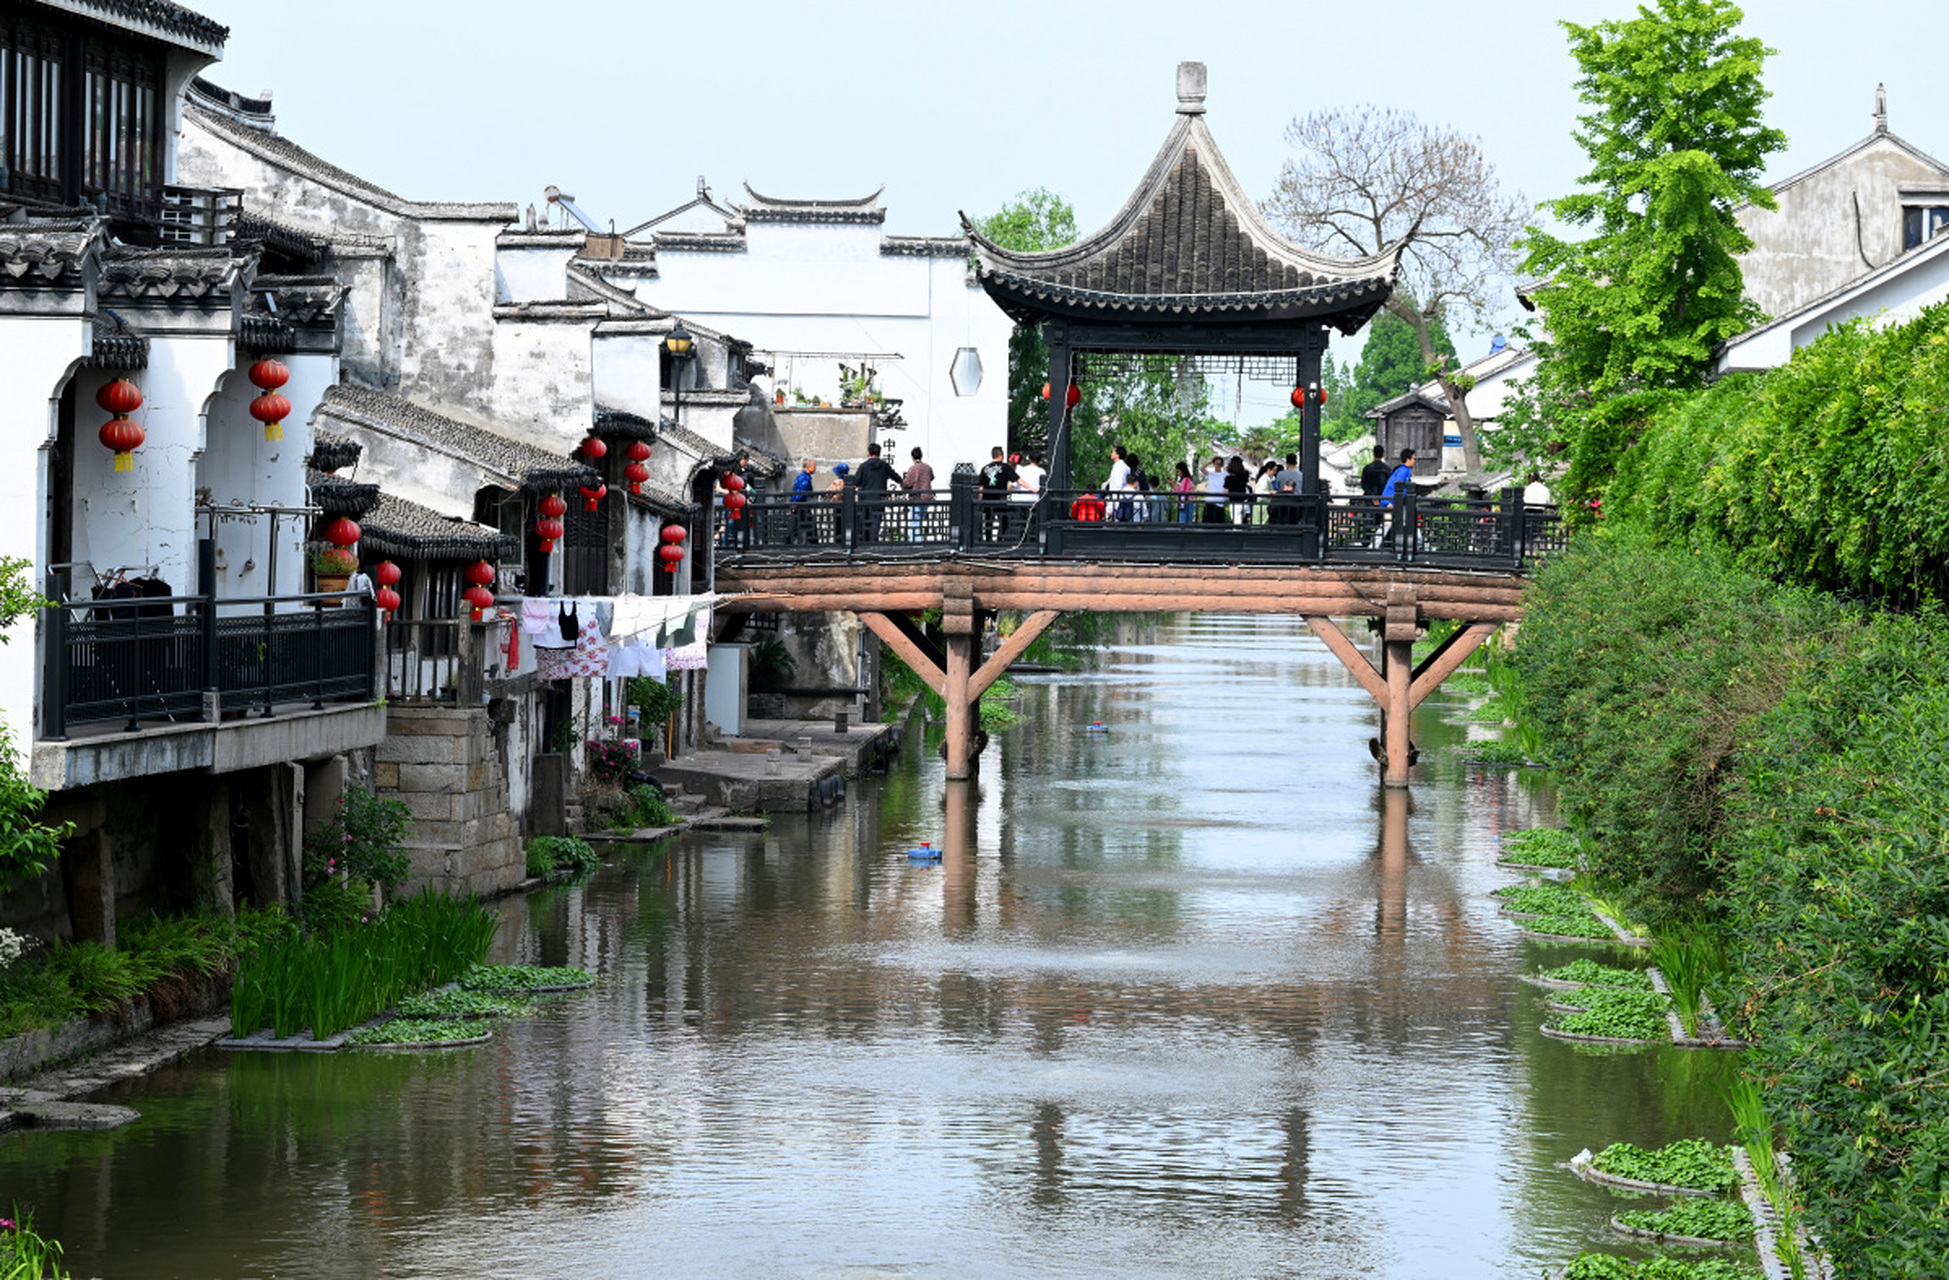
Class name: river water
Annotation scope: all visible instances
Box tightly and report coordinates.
[4,615,1736,1278]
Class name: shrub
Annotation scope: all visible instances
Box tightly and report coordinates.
[586,739,637,785]
[525,846,555,879]
[613,785,674,831]
[303,788,412,901]
[528,835,598,875]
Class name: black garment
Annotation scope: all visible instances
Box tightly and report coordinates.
[854,456,899,493]
[978,460,1017,495]
[1359,459,1392,497]
[978,460,1018,540]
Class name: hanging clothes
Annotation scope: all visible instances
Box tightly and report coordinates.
[536,614,609,679]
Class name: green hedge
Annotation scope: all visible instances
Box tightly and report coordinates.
[1515,531,1949,1276]
[1607,299,1949,605]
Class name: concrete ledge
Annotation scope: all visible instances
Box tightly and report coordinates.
[32,701,385,790]
[654,749,845,812]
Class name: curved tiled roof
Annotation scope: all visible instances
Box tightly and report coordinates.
[315,384,599,493]
[359,491,518,563]
[100,245,245,302]
[62,1,227,51]
[739,184,885,225]
[0,218,105,288]
[963,80,1398,333]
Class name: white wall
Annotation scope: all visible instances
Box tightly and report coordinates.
[197,351,336,601]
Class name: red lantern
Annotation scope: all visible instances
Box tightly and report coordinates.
[579,483,607,512]
[97,379,144,471]
[373,560,402,588]
[374,586,402,615]
[659,523,687,545]
[626,440,652,465]
[656,543,685,571]
[1039,382,1050,401]
[464,560,496,587]
[96,378,143,417]
[1319,387,1329,406]
[624,462,650,495]
[1291,386,1306,408]
[250,390,292,442]
[535,515,565,552]
[722,472,746,492]
[461,584,495,619]
[99,416,145,472]
[579,435,607,461]
[539,492,567,520]
[321,517,361,549]
[1065,383,1081,409]
[248,358,290,391]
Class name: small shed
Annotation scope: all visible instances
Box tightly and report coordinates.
[1366,389,1448,478]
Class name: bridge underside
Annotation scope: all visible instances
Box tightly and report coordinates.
[717,562,1523,788]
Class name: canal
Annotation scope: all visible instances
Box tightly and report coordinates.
[3,615,1736,1278]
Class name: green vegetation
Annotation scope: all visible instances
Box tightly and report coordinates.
[1650,930,1727,1038]
[348,1017,488,1047]
[1536,959,1652,990]
[1551,988,1672,1040]
[1524,913,1616,941]
[229,891,496,1041]
[458,964,592,992]
[1492,882,1589,916]
[1615,1196,1754,1242]
[1501,827,1580,869]
[299,788,413,933]
[395,987,522,1020]
[1592,1140,1739,1193]
[0,1206,71,1280]
[0,909,293,1039]
[1564,1254,1758,1280]
[1467,698,1510,723]
[610,785,675,831]
[528,834,599,875]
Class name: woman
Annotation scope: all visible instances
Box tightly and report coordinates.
[1224,456,1251,524]
[1202,456,1228,524]
[1173,460,1195,523]
[1252,459,1281,526]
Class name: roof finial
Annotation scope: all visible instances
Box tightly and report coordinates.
[1875,83,1888,134]
[1176,62,1207,115]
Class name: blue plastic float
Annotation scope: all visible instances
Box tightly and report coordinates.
[907,842,941,862]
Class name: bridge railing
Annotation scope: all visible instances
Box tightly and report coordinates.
[714,478,1563,573]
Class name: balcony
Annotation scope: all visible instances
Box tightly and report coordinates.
[31,591,386,791]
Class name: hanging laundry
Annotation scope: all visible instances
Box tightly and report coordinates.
[665,638,708,672]
[537,614,610,679]
[519,599,557,638]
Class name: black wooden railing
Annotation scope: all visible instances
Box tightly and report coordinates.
[713,474,1565,573]
[41,587,379,738]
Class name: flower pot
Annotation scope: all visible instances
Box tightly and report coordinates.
[315,573,350,605]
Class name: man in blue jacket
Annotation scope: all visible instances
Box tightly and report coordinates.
[1375,448,1416,550]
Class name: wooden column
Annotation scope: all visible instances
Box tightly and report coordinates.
[942,583,978,780]
[1381,584,1419,789]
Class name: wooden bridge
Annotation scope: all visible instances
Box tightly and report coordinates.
[713,481,1559,788]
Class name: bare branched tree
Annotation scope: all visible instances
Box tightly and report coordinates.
[1266,106,1526,472]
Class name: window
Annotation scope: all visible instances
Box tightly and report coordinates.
[0,11,165,218]
[1903,205,1949,251]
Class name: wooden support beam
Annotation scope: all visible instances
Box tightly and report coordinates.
[857,611,944,697]
[1304,616,1387,702]
[1383,636,1414,789]
[879,609,946,676]
[969,610,1061,700]
[943,631,975,780]
[1409,622,1497,709]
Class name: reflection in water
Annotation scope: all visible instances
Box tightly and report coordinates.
[1,615,1740,1279]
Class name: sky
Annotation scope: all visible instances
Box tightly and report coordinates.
[185,0,1949,423]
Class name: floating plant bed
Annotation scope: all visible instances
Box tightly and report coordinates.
[1524,959,1655,992]
[1541,1024,1666,1046]
[1496,860,1574,877]
[1592,909,1653,947]
[348,1018,493,1051]
[1520,913,1622,943]
[458,964,595,994]
[1571,1141,1739,1197]
[1558,1252,1763,1279]
[1544,988,1673,1043]
[1609,1195,1754,1247]
[1497,827,1581,871]
[394,986,526,1021]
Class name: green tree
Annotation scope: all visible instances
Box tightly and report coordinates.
[0,556,66,887]
[1503,0,1786,497]
[975,189,1079,456]
[1347,309,1458,425]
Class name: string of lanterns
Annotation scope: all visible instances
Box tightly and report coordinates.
[534,492,567,552]
[373,560,402,618]
[721,470,746,521]
[97,378,144,471]
[461,560,497,620]
[1039,381,1083,409]
[657,523,687,572]
[249,359,291,440]
[624,441,652,494]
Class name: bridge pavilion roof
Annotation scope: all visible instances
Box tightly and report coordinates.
[962,64,1400,337]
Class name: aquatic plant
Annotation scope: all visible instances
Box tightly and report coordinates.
[1492,882,1589,915]
[1536,959,1652,989]
[1501,826,1581,869]
[1465,738,1531,766]
[1591,1139,1739,1193]
[1615,1197,1753,1242]
[1563,1253,1759,1279]
[348,1017,490,1047]
[529,834,601,874]
[458,964,592,992]
[1524,912,1616,940]
[0,1206,70,1280]
[394,987,522,1020]
[1551,988,1671,1040]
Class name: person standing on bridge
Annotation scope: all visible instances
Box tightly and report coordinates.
[1274,452,1304,526]
[792,458,817,544]
[1105,445,1133,522]
[854,442,899,544]
[979,447,1017,541]
[1174,460,1196,523]
[1202,456,1227,523]
[1377,448,1416,550]
[902,447,934,541]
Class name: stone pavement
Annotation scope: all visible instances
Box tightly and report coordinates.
[0,1014,229,1133]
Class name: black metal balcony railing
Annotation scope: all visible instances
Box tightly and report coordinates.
[41,589,379,739]
[713,477,1565,573]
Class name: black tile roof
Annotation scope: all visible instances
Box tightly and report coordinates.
[963,105,1398,333]
[71,1,227,49]
[315,384,600,493]
[739,184,885,225]
[359,491,519,563]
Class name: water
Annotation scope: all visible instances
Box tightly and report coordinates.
[3,615,1738,1278]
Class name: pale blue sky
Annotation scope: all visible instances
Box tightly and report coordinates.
[188,0,1947,413]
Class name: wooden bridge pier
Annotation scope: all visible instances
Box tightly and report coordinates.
[719,564,1520,787]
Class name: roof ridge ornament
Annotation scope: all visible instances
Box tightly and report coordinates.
[1176,62,1207,116]
[1875,83,1888,135]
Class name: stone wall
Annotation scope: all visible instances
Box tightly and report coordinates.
[373,706,523,898]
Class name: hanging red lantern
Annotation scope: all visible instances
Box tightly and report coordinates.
[1039,382,1050,401]
[373,560,402,588]
[1065,383,1081,409]
[579,435,607,461]
[1291,386,1306,408]
[722,472,746,492]
[250,389,292,443]
[97,378,143,417]
[374,586,402,616]
[248,358,290,391]
[660,523,688,545]
[99,416,145,472]
[656,543,685,571]
[539,492,567,520]
[626,440,652,465]
[534,514,565,552]
[578,483,607,512]
[725,490,747,515]
[461,584,495,619]
[464,560,496,587]
[96,379,144,471]
[321,517,361,548]
[624,462,650,495]
[1319,387,1329,406]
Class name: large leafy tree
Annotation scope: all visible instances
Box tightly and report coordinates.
[1502,0,1785,496]
[1267,105,1525,471]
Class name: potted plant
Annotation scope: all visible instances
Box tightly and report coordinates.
[311,545,359,600]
